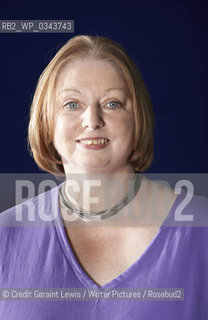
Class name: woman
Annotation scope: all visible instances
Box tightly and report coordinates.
[0,35,207,319]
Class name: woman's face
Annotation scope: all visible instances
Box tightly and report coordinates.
[53,57,135,174]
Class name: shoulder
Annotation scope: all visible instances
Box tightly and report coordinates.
[159,191,208,260]
[161,188,208,228]
[177,191,208,226]
[0,184,61,263]
[163,192,208,255]
[0,184,61,227]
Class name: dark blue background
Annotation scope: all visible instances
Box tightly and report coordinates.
[0,0,207,173]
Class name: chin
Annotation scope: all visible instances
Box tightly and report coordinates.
[77,163,113,174]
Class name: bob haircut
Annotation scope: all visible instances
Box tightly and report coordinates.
[28,35,154,177]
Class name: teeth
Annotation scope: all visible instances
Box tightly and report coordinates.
[80,139,109,145]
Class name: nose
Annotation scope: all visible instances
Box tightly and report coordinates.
[81,105,104,131]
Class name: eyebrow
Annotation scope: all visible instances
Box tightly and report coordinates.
[58,88,125,95]
[58,89,81,94]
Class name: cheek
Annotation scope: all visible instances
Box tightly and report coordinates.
[115,115,135,139]
[54,115,77,140]
[53,115,78,154]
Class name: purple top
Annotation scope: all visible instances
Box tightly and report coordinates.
[0,184,208,319]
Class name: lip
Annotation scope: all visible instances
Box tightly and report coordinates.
[77,137,110,142]
[77,139,110,150]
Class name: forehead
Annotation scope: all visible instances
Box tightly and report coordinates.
[55,57,128,94]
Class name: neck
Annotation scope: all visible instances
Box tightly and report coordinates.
[63,170,137,213]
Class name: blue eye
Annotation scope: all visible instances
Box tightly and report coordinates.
[66,102,79,110]
[106,101,121,109]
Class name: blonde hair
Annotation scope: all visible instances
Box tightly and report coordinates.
[28,35,154,177]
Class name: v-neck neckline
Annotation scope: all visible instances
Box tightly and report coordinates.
[53,183,185,289]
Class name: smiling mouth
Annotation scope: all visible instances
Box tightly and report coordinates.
[77,139,110,145]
